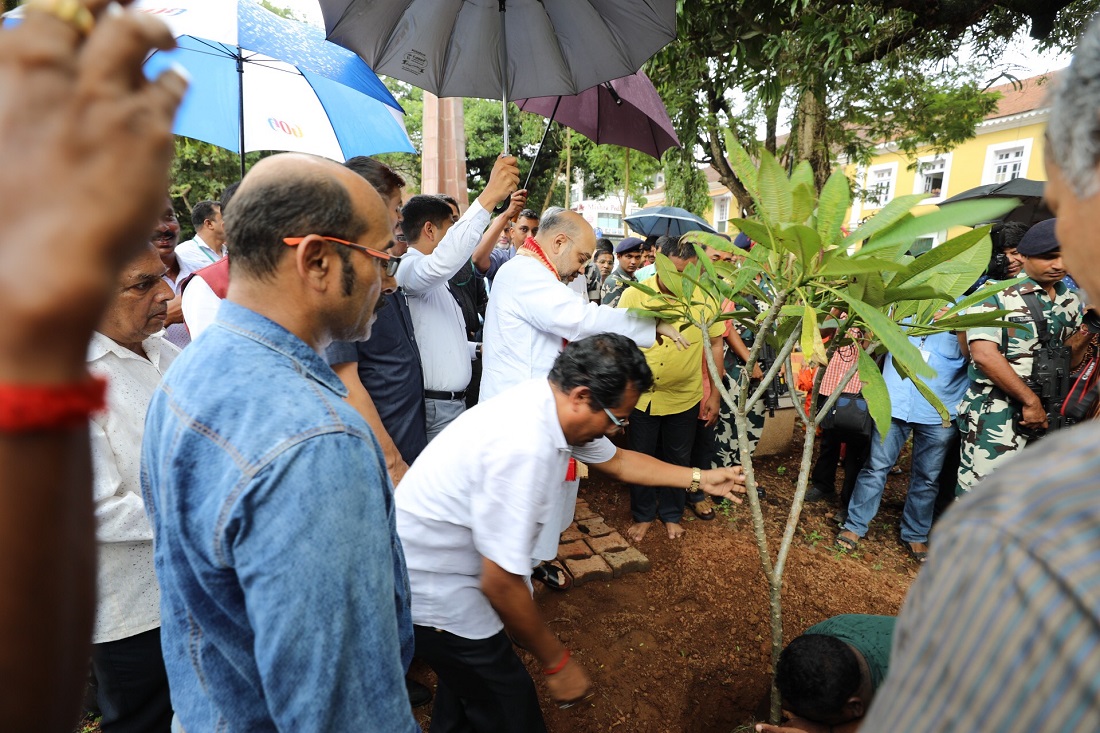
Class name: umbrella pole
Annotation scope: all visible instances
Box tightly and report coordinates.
[499,1,508,156]
[521,96,561,192]
[237,47,246,180]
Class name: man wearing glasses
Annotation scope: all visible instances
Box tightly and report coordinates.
[396,334,746,732]
[142,154,419,732]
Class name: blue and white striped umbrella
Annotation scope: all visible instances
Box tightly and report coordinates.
[3,0,416,167]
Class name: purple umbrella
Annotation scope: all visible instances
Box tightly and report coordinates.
[515,69,680,159]
[512,69,680,192]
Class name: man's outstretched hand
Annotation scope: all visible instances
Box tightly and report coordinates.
[655,321,690,350]
[700,467,747,503]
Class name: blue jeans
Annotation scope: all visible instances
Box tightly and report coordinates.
[843,419,957,543]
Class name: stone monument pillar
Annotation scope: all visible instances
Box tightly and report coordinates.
[421,93,470,210]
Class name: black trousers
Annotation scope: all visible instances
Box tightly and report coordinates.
[91,628,172,733]
[628,403,698,523]
[414,626,546,733]
[688,418,716,504]
[810,428,870,512]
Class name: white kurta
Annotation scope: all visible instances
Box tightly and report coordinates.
[396,379,616,639]
[87,332,179,643]
[480,254,656,402]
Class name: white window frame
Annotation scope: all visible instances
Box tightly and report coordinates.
[981,138,1034,186]
[910,153,952,203]
[865,162,898,209]
[713,194,731,233]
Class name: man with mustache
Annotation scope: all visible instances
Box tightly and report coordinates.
[87,242,177,732]
[956,219,1089,496]
[148,197,197,347]
[142,154,418,731]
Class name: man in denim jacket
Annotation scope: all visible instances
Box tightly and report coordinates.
[142,154,417,732]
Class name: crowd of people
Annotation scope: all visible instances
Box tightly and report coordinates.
[6,2,1100,733]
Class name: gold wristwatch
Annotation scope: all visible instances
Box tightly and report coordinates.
[689,466,702,492]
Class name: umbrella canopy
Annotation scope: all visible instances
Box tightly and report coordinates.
[624,206,717,238]
[941,178,1045,204]
[144,37,415,163]
[941,178,1050,225]
[319,0,677,102]
[514,70,680,160]
[134,1,413,167]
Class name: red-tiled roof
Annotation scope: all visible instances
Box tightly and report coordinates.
[985,71,1058,119]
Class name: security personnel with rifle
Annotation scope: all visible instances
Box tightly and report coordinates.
[957,220,1090,496]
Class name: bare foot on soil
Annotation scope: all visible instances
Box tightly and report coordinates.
[665,522,685,540]
[627,522,652,543]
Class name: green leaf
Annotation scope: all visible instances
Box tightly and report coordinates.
[623,280,660,297]
[757,149,793,225]
[816,170,851,248]
[779,224,822,274]
[816,256,906,277]
[881,225,991,291]
[855,199,1019,260]
[940,275,1027,319]
[843,194,928,245]
[857,347,893,440]
[801,305,828,365]
[692,243,719,285]
[724,135,760,205]
[832,290,935,377]
[728,218,773,249]
[881,285,956,304]
[654,253,684,298]
[791,183,815,225]
[789,160,815,193]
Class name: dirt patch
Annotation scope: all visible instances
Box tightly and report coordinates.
[524,431,921,733]
[79,430,923,733]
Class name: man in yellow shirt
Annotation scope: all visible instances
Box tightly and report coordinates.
[618,238,725,540]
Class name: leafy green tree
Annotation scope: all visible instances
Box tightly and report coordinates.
[571,138,661,212]
[649,0,1092,210]
[625,140,1021,723]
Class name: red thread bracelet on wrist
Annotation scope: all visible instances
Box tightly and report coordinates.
[543,649,570,675]
[0,375,108,433]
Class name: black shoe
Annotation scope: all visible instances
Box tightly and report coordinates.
[805,486,834,502]
[406,678,432,708]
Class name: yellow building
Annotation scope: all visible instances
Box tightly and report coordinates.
[841,71,1055,252]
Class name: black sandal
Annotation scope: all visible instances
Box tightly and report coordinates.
[532,561,573,591]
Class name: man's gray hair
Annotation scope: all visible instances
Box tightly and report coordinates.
[539,207,584,239]
[1048,14,1100,198]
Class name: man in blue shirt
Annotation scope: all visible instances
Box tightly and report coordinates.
[837,328,968,562]
[141,154,418,732]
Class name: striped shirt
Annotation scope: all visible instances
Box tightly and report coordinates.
[862,421,1100,731]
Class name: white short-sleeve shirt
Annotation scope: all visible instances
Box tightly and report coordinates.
[396,379,615,639]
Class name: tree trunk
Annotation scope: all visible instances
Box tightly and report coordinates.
[542,153,566,212]
[794,84,830,192]
[706,124,754,217]
[564,128,572,209]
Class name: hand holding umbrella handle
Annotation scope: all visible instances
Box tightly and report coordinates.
[478,154,520,214]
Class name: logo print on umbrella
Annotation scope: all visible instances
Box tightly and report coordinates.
[268,118,304,138]
[402,50,427,76]
[138,7,187,16]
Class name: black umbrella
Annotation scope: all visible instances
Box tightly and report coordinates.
[941,178,1050,225]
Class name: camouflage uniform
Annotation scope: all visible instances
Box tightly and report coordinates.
[600,266,635,307]
[956,278,1082,496]
[711,324,766,467]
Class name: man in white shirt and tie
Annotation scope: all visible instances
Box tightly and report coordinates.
[174,199,227,272]
[397,155,519,439]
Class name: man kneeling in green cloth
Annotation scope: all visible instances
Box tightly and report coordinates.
[756,614,895,733]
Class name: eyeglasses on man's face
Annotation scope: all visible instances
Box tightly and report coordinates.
[283,235,401,277]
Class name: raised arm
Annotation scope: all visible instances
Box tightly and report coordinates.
[472,190,527,274]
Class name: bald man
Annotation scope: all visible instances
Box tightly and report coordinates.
[141,154,418,732]
[480,207,689,577]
